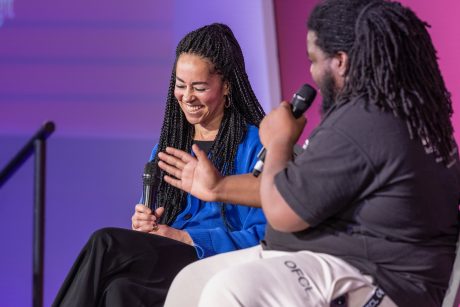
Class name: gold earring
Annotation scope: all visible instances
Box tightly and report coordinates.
[225,95,231,108]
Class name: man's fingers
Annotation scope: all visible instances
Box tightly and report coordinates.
[164,147,194,163]
[297,115,307,125]
[163,175,182,189]
[158,152,186,170]
[280,101,296,116]
[279,100,290,108]
[158,161,183,179]
[192,144,208,160]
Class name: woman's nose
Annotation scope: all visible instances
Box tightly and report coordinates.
[183,88,194,102]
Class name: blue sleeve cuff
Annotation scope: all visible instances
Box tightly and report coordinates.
[186,221,265,259]
[186,228,214,259]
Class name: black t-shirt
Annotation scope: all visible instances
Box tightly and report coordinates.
[264,98,460,307]
[193,140,213,155]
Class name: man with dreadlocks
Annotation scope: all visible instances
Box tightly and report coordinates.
[52,23,267,307]
[161,1,460,306]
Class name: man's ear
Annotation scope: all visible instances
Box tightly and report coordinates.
[334,51,348,77]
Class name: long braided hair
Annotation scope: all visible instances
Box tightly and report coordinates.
[308,0,456,166]
[152,23,265,225]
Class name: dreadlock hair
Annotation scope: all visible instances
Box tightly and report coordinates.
[152,23,265,225]
[308,0,456,167]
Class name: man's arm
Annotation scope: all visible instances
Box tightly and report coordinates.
[259,102,310,232]
[158,145,261,207]
[213,173,261,207]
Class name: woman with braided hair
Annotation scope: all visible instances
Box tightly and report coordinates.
[52,23,266,307]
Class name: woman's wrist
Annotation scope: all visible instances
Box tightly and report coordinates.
[182,231,194,246]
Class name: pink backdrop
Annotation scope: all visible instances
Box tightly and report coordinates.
[274,0,460,145]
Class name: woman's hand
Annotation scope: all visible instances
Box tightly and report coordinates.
[131,205,162,233]
[149,224,194,245]
[158,145,222,202]
[131,205,194,245]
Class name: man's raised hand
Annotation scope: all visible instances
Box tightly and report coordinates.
[158,144,222,202]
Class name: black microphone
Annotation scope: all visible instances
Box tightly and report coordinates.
[142,161,158,209]
[252,84,317,177]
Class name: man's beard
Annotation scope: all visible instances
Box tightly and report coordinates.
[319,70,337,116]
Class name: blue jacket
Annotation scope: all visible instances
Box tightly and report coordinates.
[149,125,266,258]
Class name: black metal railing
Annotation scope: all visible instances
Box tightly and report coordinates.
[0,121,55,307]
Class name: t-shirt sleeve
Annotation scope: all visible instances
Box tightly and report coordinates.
[274,128,375,227]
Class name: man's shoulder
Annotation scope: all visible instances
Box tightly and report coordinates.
[322,98,406,139]
[326,98,389,123]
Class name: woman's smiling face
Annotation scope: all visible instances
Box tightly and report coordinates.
[174,53,229,132]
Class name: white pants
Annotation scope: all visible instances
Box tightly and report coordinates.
[164,245,397,307]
